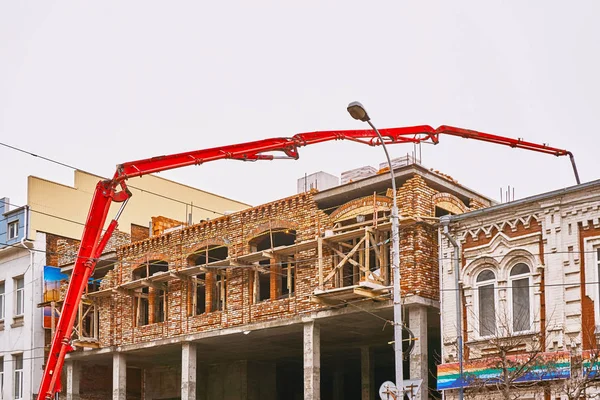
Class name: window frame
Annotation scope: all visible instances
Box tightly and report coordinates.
[281,261,295,298]
[0,282,5,321]
[14,277,24,317]
[7,221,18,241]
[508,263,534,334]
[256,268,271,303]
[131,261,168,326]
[0,356,4,400]
[597,248,600,323]
[13,354,23,400]
[189,273,207,316]
[212,271,226,311]
[134,295,149,327]
[474,268,497,338]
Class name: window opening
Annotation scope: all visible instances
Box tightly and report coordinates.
[510,263,531,332]
[435,206,454,218]
[476,269,496,336]
[188,245,229,314]
[0,356,3,399]
[281,260,295,298]
[15,277,24,316]
[0,282,4,321]
[212,271,227,311]
[132,260,168,326]
[192,273,206,315]
[7,221,18,240]
[14,354,23,399]
[250,229,296,302]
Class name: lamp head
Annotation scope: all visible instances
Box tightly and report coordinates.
[347,101,370,122]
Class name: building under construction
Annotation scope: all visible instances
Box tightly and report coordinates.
[52,159,492,400]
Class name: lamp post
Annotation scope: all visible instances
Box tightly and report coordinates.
[347,101,403,397]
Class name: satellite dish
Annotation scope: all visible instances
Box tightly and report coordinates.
[379,381,398,400]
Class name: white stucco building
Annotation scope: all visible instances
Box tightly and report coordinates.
[0,200,45,399]
[438,180,600,399]
[1,170,249,399]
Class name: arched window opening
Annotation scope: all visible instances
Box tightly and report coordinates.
[249,229,296,302]
[188,245,229,315]
[132,260,168,326]
[510,263,531,332]
[476,269,496,336]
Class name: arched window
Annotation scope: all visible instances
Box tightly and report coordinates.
[476,269,496,336]
[187,245,229,315]
[249,229,296,302]
[132,260,168,326]
[510,263,531,332]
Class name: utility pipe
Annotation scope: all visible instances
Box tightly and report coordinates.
[440,215,463,400]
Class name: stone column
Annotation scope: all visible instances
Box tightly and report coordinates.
[182,342,198,400]
[303,320,320,400]
[113,353,127,400]
[361,346,374,400]
[409,305,428,400]
[66,360,81,400]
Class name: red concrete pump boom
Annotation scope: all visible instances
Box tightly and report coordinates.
[37,125,579,399]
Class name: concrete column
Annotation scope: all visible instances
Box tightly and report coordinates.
[361,346,374,400]
[409,305,428,400]
[113,353,127,400]
[303,320,320,400]
[66,360,81,400]
[182,342,197,400]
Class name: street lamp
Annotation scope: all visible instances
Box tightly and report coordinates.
[347,101,404,397]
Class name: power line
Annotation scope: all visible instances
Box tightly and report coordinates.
[0,141,229,216]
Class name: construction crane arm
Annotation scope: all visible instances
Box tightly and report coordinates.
[38,125,578,399]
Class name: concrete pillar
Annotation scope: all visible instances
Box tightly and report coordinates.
[409,305,428,400]
[303,320,320,400]
[332,359,344,400]
[66,360,81,400]
[113,353,127,400]
[182,342,197,400]
[361,346,374,400]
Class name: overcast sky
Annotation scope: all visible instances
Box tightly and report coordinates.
[2,1,599,212]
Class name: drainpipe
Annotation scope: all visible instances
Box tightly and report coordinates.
[437,227,446,400]
[439,215,464,400]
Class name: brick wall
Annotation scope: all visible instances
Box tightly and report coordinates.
[462,219,542,250]
[93,175,476,347]
[151,215,185,236]
[579,221,600,350]
[101,192,333,347]
[46,230,131,267]
[131,223,150,242]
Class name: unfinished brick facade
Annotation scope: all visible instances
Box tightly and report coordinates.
[97,192,330,347]
[83,172,485,349]
[60,164,493,400]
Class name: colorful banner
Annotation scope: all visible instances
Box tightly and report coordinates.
[437,351,571,390]
[582,350,600,377]
[42,266,68,329]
